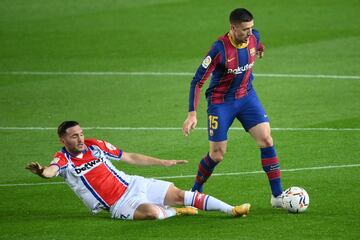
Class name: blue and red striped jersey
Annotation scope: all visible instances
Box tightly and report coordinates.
[188,29,262,112]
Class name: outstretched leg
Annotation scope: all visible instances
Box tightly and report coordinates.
[165,185,250,217]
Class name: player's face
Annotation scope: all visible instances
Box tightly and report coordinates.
[230,20,254,44]
[61,125,85,155]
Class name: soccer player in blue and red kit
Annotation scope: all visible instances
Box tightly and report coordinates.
[182,8,284,208]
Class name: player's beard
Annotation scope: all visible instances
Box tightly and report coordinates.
[75,142,85,152]
[66,142,85,156]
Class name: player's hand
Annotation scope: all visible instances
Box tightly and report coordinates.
[162,160,188,167]
[183,111,197,136]
[257,42,264,58]
[25,162,44,176]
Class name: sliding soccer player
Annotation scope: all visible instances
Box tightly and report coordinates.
[26,121,250,220]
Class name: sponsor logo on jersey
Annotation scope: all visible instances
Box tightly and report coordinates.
[227,61,255,75]
[202,56,212,69]
[74,158,103,175]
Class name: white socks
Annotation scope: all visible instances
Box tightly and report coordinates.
[156,206,176,220]
[184,191,233,215]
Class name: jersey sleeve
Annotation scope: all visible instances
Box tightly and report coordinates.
[85,139,123,161]
[188,41,223,112]
[252,29,262,50]
[50,152,69,176]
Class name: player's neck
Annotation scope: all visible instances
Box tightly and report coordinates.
[65,147,86,158]
[228,32,248,48]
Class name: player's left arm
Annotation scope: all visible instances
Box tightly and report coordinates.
[120,152,188,167]
[253,29,264,58]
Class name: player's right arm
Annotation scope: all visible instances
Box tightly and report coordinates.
[183,41,222,136]
[182,111,197,136]
[26,162,59,178]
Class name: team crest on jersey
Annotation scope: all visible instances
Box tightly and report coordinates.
[91,148,102,158]
[202,56,212,69]
[250,47,256,57]
[209,129,214,137]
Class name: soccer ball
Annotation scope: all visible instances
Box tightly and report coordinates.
[282,186,309,213]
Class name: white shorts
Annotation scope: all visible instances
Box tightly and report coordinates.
[110,175,172,220]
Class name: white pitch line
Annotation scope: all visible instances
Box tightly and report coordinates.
[0,71,193,76]
[255,73,360,80]
[155,163,360,179]
[0,182,66,187]
[2,163,359,187]
[0,71,359,79]
[0,127,359,131]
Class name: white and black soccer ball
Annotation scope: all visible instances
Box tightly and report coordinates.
[282,186,310,213]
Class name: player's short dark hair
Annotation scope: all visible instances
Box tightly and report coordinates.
[57,121,79,137]
[229,8,253,24]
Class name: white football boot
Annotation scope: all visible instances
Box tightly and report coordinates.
[271,193,284,208]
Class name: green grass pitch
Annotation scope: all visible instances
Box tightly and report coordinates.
[1,0,360,239]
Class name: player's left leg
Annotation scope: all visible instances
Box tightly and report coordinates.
[133,204,178,220]
[111,176,182,220]
[238,90,283,207]
[165,184,250,217]
[248,122,283,203]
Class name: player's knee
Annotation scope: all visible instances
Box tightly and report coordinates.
[258,135,273,148]
[172,189,184,204]
[143,207,160,220]
[135,205,160,220]
[210,149,225,162]
[164,185,185,206]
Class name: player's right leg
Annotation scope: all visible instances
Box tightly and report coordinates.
[165,185,251,217]
[191,103,235,192]
[191,141,227,192]
[183,190,250,217]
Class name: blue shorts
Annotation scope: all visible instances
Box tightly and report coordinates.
[207,90,269,142]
